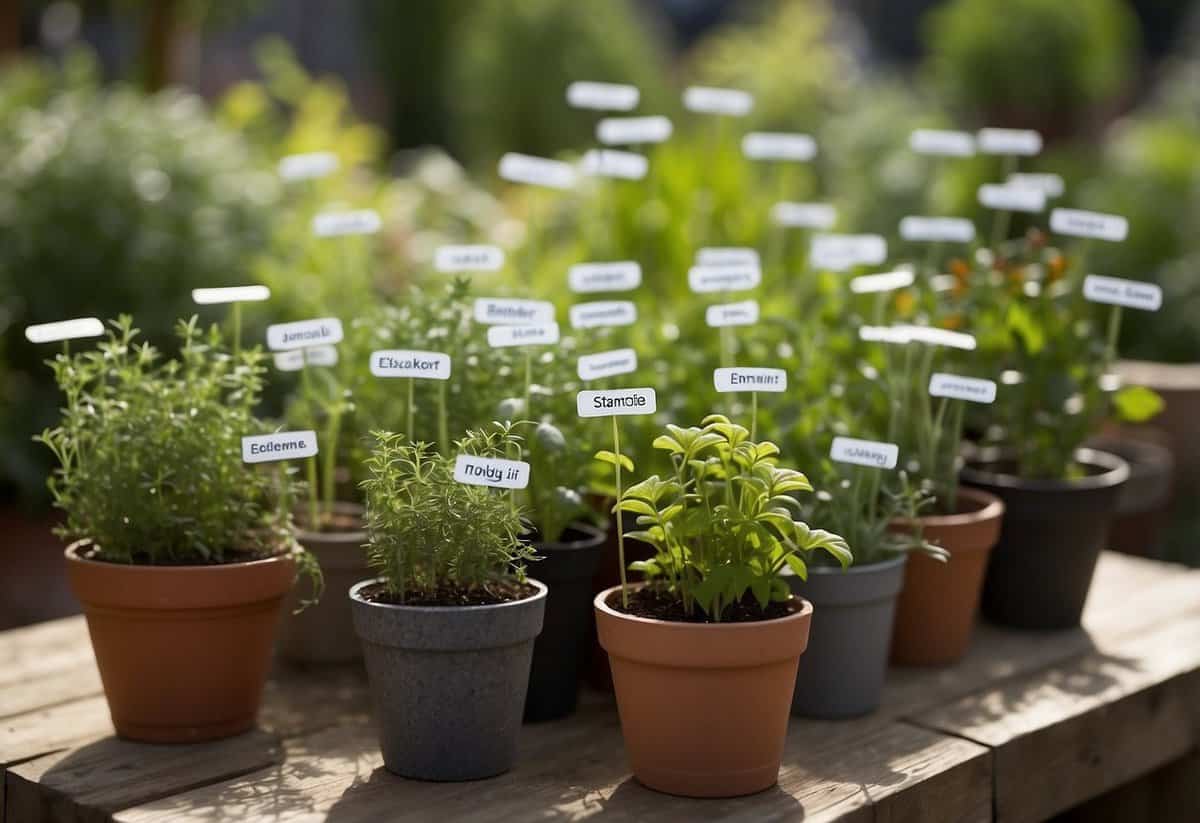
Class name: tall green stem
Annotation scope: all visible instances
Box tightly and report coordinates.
[750,391,759,441]
[406,377,415,440]
[612,415,628,608]
[437,380,448,454]
[524,349,533,420]
[299,359,320,528]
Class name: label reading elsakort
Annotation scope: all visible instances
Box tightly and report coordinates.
[772,202,837,230]
[1008,172,1064,198]
[312,210,381,237]
[266,318,344,351]
[278,152,338,181]
[577,348,638,381]
[577,387,657,418]
[714,367,787,393]
[1083,275,1162,311]
[929,373,997,404]
[580,149,647,181]
[453,455,530,490]
[369,349,452,379]
[705,300,759,327]
[498,152,576,189]
[976,128,1042,156]
[473,298,555,326]
[809,234,888,270]
[688,264,762,293]
[850,270,915,294]
[682,85,753,116]
[274,345,339,372]
[830,436,898,470]
[24,317,104,344]
[1050,209,1128,242]
[596,115,673,146]
[978,184,1045,213]
[899,216,976,243]
[192,285,270,305]
[434,245,504,273]
[569,301,637,329]
[566,81,640,111]
[741,132,816,162]
[242,431,318,464]
[909,129,975,157]
[696,247,760,267]
[568,261,642,293]
[487,323,560,348]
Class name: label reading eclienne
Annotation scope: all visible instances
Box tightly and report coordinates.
[577,387,657,418]
[705,300,759,327]
[369,350,452,379]
[487,323,560,348]
[266,318,344,351]
[714,367,787,393]
[473,298,555,325]
[1083,275,1162,311]
[453,455,530,489]
[569,301,637,329]
[568,261,642,293]
[830,436,899,470]
[577,348,638,381]
[435,245,505,273]
[242,431,318,464]
[929,373,997,404]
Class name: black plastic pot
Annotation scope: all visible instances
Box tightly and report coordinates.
[523,522,606,722]
[962,448,1129,630]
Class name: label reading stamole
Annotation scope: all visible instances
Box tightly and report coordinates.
[910,129,975,157]
[498,153,576,189]
[577,387,657,418]
[486,323,560,348]
[577,348,638,381]
[705,300,759,328]
[1083,275,1162,311]
[566,81,640,111]
[741,132,816,162]
[569,301,637,330]
[242,431,318,464]
[278,152,338,181]
[772,202,837,230]
[192,285,271,305]
[929,373,997,404]
[580,149,648,180]
[568,261,642,293]
[312,210,381,237]
[977,128,1043,156]
[696,247,760,267]
[899,216,976,243]
[473,298,555,326]
[266,318,344,351]
[596,116,673,146]
[978,184,1046,213]
[453,455,530,489]
[714,367,787,393]
[24,317,104,344]
[688,264,761,293]
[274,345,339,371]
[830,436,899,469]
[435,245,504,273]
[683,86,753,116]
[369,350,452,379]
[1050,209,1128,242]
[850,270,915,294]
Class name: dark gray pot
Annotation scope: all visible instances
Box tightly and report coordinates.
[349,577,547,781]
[787,554,907,719]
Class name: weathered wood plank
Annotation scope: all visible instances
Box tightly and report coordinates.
[1051,747,1200,823]
[0,697,112,771]
[0,617,100,721]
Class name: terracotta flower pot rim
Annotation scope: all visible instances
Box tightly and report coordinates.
[893,486,1005,533]
[348,576,548,613]
[592,582,813,632]
[64,539,295,572]
[962,447,1129,492]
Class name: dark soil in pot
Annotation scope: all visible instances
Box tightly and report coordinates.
[963,447,1129,630]
[522,522,605,722]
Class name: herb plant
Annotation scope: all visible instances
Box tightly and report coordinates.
[524,421,590,544]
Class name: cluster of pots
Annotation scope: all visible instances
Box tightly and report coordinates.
[64,445,1132,795]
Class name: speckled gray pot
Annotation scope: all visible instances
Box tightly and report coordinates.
[349,577,547,781]
[788,555,907,719]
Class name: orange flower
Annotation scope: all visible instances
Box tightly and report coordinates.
[950,258,970,279]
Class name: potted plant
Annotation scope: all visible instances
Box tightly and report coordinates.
[40,317,316,742]
[594,415,850,798]
[350,423,546,781]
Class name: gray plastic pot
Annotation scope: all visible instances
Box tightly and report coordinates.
[787,554,907,719]
[349,577,547,781]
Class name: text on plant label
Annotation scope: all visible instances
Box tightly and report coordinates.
[688,264,762,293]
[192,285,271,305]
[899,216,976,243]
[580,149,648,180]
[435,245,505,273]
[850,270,914,294]
[1008,172,1064,197]
[929,373,997,403]
[742,132,816,161]
[772,202,837,229]
[312,210,381,237]
[24,317,104,344]
[596,115,673,146]
[1083,275,1162,311]
[682,85,753,116]
[830,436,898,469]
[473,298,555,325]
[810,234,888,270]
[894,324,977,350]
[909,129,975,157]
[577,348,638,381]
[977,128,1042,156]
[274,345,339,371]
[577,387,657,418]
[569,301,637,329]
[706,300,759,327]
[278,152,338,181]
[566,81,640,111]
[1050,208,1128,242]
[242,431,318,464]
[453,455,529,489]
[714,367,787,393]
[696,247,760,267]
[978,183,1045,213]
[369,350,452,379]
[487,323,560,348]
[266,318,344,351]
[568,261,642,293]
[498,152,576,189]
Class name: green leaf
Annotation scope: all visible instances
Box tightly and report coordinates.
[628,559,662,577]
[594,450,634,472]
[1006,302,1045,355]
[1113,385,1164,423]
[614,498,657,517]
[785,553,808,581]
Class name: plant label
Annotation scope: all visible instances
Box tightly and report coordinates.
[696,247,760,267]
[435,245,505,273]
[566,81,640,111]
[596,115,673,146]
[705,300,759,327]
[850,269,915,294]
[772,202,837,230]
[577,348,638,381]
[1008,172,1064,198]
[1050,209,1128,242]
[473,298,555,325]
[278,152,338,181]
[24,317,104,344]
[266,318,344,351]
[580,149,648,180]
[977,128,1042,156]
[688,263,762,293]
[369,349,452,379]
[978,183,1045,213]
[682,85,753,116]
[899,216,976,243]
[577,387,657,418]
[830,436,898,469]
[570,301,637,329]
[895,324,977,350]
[859,325,913,345]
[192,285,271,305]
[312,210,382,237]
[909,129,975,157]
[242,431,318,464]
[1083,275,1162,311]
[714,367,787,393]
[741,132,816,161]
[453,455,530,489]
[274,345,339,371]
[810,233,887,270]
[568,261,642,293]
[498,152,576,189]
[487,323,560,348]
[929,373,997,403]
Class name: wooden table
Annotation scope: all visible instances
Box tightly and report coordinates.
[3,551,1199,822]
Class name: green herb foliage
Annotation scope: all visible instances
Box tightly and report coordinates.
[525,421,590,544]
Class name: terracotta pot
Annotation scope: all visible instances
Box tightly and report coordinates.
[594,584,813,798]
[889,487,1005,666]
[277,502,368,664]
[66,541,295,742]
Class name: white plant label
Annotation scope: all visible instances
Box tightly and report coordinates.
[498,152,576,189]
[929,373,997,404]
[688,264,762,293]
[278,152,338,181]
[266,317,344,351]
[977,128,1043,156]
[896,324,978,350]
[900,216,976,243]
[192,285,271,305]
[909,129,975,157]
[696,247,760,267]
[453,455,529,490]
[242,431,318,464]
[596,115,673,146]
[830,436,899,470]
[577,348,638,381]
[1008,172,1064,198]
[978,183,1045,213]
[312,210,381,237]
[487,323,560,348]
[850,270,915,294]
[580,149,648,180]
[741,132,816,162]
[859,325,913,345]
[577,387,657,418]
[566,81,640,111]
[569,301,637,330]
[772,202,837,230]
[705,300,759,327]
[810,234,888,270]
[1050,209,1128,242]
[1083,275,1162,311]
[714,367,787,393]
[682,85,753,116]
[369,349,452,379]
[25,317,104,344]
[473,298,555,325]
[568,261,642,293]
[435,245,505,273]
[274,345,339,372]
